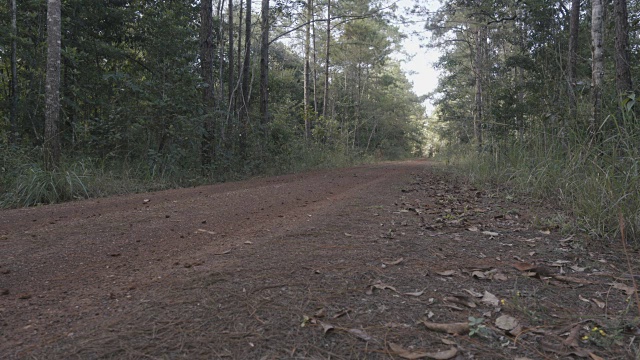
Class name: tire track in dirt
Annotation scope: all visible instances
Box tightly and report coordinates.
[0,160,427,357]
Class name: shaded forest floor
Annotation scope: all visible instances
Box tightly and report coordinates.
[1,160,639,359]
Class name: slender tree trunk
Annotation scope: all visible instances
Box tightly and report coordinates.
[517,66,524,141]
[10,0,18,144]
[200,0,215,168]
[591,0,604,134]
[228,0,234,104]
[311,3,318,114]
[241,0,251,111]
[473,25,485,150]
[236,0,243,114]
[303,0,312,141]
[322,0,330,118]
[44,0,62,170]
[217,0,225,105]
[516,14,526,141]
[568,0,579,123]
[259,0,269,125]
[239,0,251,154]
[614,0,632,96]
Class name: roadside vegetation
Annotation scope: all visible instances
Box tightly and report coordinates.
[0,0,426,208]
[423,0,640,244]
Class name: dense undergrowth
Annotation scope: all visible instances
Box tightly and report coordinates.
[440,108,640,245]
[0,141,397,209]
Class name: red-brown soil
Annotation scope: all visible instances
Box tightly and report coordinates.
[1,160,638,359]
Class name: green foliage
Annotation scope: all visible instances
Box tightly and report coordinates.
[441,101,640,243]
[468,316,490,337]
[426,0,640,244]
[0,0,426,208]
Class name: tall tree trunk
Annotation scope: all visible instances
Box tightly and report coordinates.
[591,0,604,134]
[10,0,18,145]
[259,0,269,125]
[303,0,312,141]
[311,3,318,114]
[236,0,243,114]
[44,0,62,170]
[322,0,330,118]
[473,25,485,150]
[200,0,215,168]
[228,0,234,105]
[239,0,251,154]
[614,0,632,96]
[226,0,234,144]
[241,0,252,110]
[217,0,225,105]
[568,0,579,123]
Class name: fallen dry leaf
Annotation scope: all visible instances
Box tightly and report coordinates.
[314,308,326,318]
[436,270,456,276]
[196,229,216,235]
[332,309,351,319]
[366,280,398,295]
[609,282,635,296]
[482,231,499,236]
[319,321,335,334]
[421,321,470,335]
[588,352,605,360]
[385,322,411,329]
[467,226,479,232]
[463,288,483,298]
[492,272,508,281]
[426,311,435,319]
[481,291,500,307]
[570,265,586,272]
[346,328,376,342]
[388,343,458,360]
[471,271,487,279]
[559,234,575,243]
[441,338,456,345]
[552,275,594,285]
[591,298,605,309]
[540,339,591,358]
[404,289,426,297]
[495,315,519,331]
[553,260,572,266]
[562,325,581,347]
[383,257,404,266]
[444,295,476,308]
[513,262,537,271]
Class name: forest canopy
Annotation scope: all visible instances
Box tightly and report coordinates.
[0,0,427,207]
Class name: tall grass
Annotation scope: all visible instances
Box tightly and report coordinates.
[0,138,388,209]
[0,145,211,207]
[442,107,640,244]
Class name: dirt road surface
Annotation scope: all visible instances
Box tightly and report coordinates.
[1,160,638,359]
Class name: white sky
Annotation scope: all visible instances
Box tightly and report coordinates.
[395,0,441,115]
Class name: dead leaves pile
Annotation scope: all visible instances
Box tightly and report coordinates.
[300,174,638,359]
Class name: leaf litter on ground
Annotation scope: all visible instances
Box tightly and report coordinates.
[388,343,458,360]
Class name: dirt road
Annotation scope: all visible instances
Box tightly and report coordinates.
[1,160,637,359]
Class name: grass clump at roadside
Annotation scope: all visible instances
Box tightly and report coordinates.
[0,139,398,209]
[439,109,640,245]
